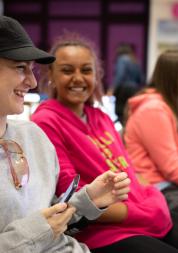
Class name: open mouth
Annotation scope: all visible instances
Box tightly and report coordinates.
[14,90,27,98]
[69,87,86,92]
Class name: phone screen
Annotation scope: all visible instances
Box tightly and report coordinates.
[59,174,80,203]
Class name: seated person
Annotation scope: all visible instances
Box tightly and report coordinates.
[32,32,178,253]
[0,16,130,253]
[124,51,178,211]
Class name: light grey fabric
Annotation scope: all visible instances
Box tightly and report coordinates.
[0,120,104,253]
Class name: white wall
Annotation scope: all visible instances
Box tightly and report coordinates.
[147,0,178,80]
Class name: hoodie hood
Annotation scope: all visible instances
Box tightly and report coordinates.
[128,88,163,115]
[32,99,103,133]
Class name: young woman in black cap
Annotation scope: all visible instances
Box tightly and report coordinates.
[0,16,130,253]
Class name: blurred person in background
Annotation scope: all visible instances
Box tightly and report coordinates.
[111,43,145,92]
[124,50,178,212]
[113,84,141,126]
[107,43,145,133]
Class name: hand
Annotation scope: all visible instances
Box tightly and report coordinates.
[41,203,76,238]
[86,171,130,208]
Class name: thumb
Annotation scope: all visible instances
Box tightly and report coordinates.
[42,203,67,218]
[100,170,116,182]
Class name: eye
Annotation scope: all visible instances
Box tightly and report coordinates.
[61,68,73,75]
[16,65,26,72]
[82,67,93,74]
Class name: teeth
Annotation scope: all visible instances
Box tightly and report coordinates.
[14,90,26,97]
[70,87,85,91]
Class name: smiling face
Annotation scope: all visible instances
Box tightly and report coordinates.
[49,45,96,116]
[0,58,37,117]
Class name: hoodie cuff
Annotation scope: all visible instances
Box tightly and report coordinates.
[69,186,106,220]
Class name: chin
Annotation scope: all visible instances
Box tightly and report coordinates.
[11,107,24,115]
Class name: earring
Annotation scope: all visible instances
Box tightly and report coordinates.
[48,80,56,89]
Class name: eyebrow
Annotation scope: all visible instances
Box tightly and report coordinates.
[57,62,93,67]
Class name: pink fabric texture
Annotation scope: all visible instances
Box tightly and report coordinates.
[31,99,172,249]
[125,89,178,185]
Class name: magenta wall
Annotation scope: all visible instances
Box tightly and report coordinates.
[5,0,148,88]
[48,21,100,50]
[108,24,145,85]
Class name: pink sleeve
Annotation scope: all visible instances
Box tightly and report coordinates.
[135,107,178,184]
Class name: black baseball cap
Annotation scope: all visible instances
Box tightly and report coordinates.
[0,16,55,64]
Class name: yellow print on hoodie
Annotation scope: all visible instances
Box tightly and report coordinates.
[88,131,128,172]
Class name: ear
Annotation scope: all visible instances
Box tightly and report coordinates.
[48,68,52,81]
[48,69,56,88]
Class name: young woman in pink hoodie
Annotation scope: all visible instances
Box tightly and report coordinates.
[124,50,178,212]
[32,34,178,253]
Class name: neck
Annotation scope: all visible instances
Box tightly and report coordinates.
[73,106,85,118]
[0,116,7,138]
[58,99,85,118]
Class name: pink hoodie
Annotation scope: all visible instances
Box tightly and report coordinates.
[31,99,172,249]
[125,88,178,185]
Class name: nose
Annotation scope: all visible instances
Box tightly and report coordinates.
[72,70,83,83]
[24,69,37,90]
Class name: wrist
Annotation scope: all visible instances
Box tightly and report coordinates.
[86,186,108,209]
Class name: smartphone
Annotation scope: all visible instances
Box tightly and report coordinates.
[59,174,80,203]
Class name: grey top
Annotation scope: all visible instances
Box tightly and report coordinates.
[0,120,104,253]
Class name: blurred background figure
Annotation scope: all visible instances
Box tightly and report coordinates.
[105,43,145,132]
[112,43,145,92]
[124,50,178,212]
[113,84,141,126]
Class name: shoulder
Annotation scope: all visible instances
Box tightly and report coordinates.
[136,95,170,115]
[7,119,40,132]
[31,99,59,123]
[128,96,174,130]
[87,105,111,119]
[7,119,55,152]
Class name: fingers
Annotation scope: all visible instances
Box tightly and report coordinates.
[42,203,67,218]
[113,172,129,183]
[113,186,130,196]
[101,171,130,184]
[112,172,131,200]
[87,170,131,208]
[42,205,76,238]
[114,177,131,189]
[54,206,76,225]
[117,193,129,201]
[101,170,119,181]
[104,171,131,188]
